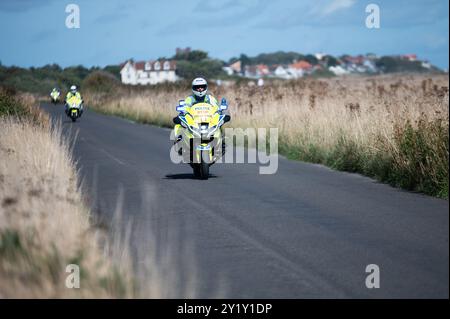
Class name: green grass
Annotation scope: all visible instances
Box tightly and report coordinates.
[279,120,448,199]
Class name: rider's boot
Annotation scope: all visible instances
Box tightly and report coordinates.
[174,135,182,155]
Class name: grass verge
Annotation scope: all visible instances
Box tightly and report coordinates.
[0,89,134,297]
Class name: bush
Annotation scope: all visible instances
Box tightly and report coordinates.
[175,59,225,80]
[0,87,28,117]
[376,56,427,73]
[82,70,120,93]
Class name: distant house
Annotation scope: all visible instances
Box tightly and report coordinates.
[363,59,377,73]
[256,64,270,76]
[223,60,242,76]
[222,66,234,76]
[273,65,291,79]
[365,53,378,60]
[401,54,417,61]
[120,59,177,85]
[314,52,326,61]
[288,60,313,78]
[243,64,270,78]
[244,65,258,78]
[329,65,349,76]
[421,61,431,69]
[343,55,365,65]
[229,60,242,74]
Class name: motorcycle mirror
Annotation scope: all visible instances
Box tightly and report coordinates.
[173,117,181,125]
[220,97,228,111]
[223,115,231,123]
[176,99,186,113]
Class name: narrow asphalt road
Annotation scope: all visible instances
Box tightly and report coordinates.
[41,103,448,298]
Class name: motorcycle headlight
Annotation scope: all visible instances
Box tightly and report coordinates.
[189,126,201,137]
[207,125,218,138]
[200,125,208,134]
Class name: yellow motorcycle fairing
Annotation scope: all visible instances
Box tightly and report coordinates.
[176,102,225,164]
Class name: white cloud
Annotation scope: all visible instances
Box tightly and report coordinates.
[321,0,356,16]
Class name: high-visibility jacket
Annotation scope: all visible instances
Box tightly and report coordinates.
[65,91,82,101]
[184,94,218,108]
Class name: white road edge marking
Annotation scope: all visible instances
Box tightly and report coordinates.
[100,148,126,165]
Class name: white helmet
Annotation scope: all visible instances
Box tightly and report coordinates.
[192,78,208,98]
[70,85,77,93]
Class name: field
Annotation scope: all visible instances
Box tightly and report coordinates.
[84,74,449,198]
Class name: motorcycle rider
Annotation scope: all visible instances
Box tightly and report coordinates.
[50,87,60,99]
[65,85,84,116]
[184,77,219,108]
[174,77,227,155]
[50,87,61,104]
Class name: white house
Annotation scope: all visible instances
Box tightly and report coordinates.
[421,61,431,69]
[273,66,293,79]
[315,52,326,61]
[329,65,349,76]
[120,59,178,85]
[285,67,303,78]
[222,66,234,76]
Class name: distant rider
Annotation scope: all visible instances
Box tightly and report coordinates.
[50,87,60,102]
[65,85,84,116]
[50,87,60,96]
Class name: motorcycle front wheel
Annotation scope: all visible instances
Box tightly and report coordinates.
[199,151,210,180]
[192,164,201,178]
[191,158,210,180]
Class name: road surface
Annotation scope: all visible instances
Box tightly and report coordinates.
[41,103,449,298]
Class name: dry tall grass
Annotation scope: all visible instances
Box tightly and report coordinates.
[0,93,134,298]
[86,74,449,197]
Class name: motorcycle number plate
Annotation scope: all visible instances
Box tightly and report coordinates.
[200,116,210,122]
[197,144,211,150]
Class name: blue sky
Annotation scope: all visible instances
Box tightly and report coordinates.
[0,0,448,69]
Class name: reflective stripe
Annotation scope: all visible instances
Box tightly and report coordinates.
[185,94,217,106]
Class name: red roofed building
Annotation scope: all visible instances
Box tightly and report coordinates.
[120,59,178,85]
[244,64,270,78]
[342,55,365,65]
[256,64,270,76]
[290,60,312,70]
[401,54,417,61]
[287,60,313,78]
